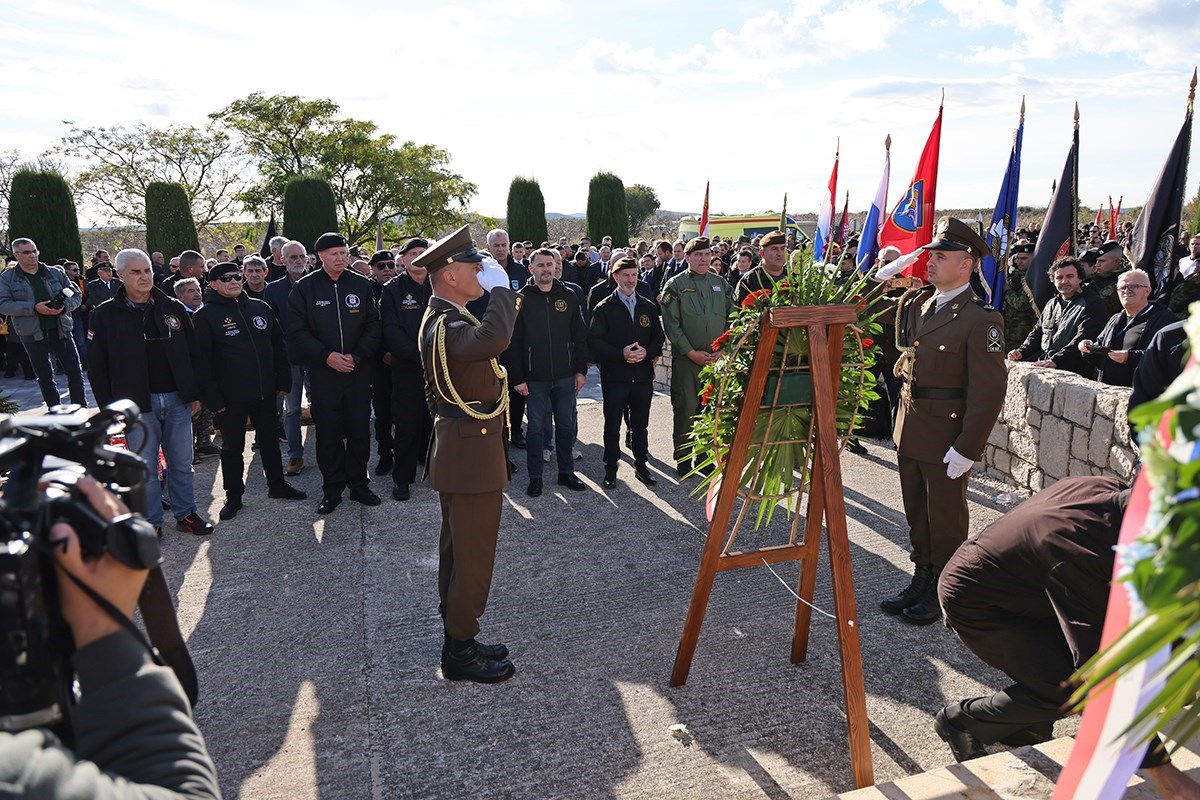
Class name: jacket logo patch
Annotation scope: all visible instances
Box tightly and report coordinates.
[164,315,181,330]
[986,325,1002,353]
[345,294,360,309]
[638,314,651,328]
[316,300,331,306]
[252,315,267,329]
[554,299,568,313]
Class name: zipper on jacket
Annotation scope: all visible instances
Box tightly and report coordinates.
[333,280,345,353]
[236,300,266,399]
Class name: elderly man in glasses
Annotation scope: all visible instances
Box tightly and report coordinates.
[1078,268,1176,387]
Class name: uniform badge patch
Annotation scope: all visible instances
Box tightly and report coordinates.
[638,314,651,328]
[554,298,568,313]
[345,294,360,309]
[164,315,181,330]
[986,325,1002,353]
[252,315,267,330]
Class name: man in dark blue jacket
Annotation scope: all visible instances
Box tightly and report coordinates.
[193,262,306,520]
[286,232,383,514]
[264,239,310,476]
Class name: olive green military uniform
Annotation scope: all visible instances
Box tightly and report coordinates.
[660,268,734,464]
[1002,269,1036,351]
[1086,271,1124,316]
[894,285,1007,569]
[420,285,520,641]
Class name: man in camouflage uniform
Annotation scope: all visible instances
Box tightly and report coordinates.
[1084,240,1126,316]
[1002,242,1036,351]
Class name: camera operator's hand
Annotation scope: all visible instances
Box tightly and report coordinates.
[47,476,149,649]
[35,300,63,316]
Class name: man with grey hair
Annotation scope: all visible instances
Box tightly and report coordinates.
[241,255,269,300]
[0,237,87,408]
[486,227,531,448]
[266,235,288,281]
[1078,267,1176,387]
[265,239,310,476]
[172,277,203,312]
[88,248,213,535]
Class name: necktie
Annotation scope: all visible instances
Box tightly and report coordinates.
[623,292,636,319]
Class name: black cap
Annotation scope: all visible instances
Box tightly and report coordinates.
[207,261,241,282]
[1098,240,1121,256]
[846,236,860,248]
[369,250,395,266]
[314,232,348,253]
[1010,242,1034,255]
[399,237,429,255]
[1079,248,1100,266]
[922,217,989,258]
[410,225,484,274]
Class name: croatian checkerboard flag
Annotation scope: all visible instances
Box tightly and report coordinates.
[813,147,838,262]
[879,103,942,280]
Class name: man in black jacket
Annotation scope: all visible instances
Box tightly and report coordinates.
[1009,257,1108,377]
[1078,268,1176,387]
[87,249,213,536]
[367,250,399,476]
[193,262,306,520]
[286,232,383,514]
[588,256,664,487]
[379,238,432,501]
[264,239,310,476]
[511,249,590,497]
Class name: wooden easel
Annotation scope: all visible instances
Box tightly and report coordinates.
[670,304,873,789]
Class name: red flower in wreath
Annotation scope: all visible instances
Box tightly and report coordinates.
[710,330,731,351]
[700,383,715,406]
[861,337,874,348]
[741,289,771,309]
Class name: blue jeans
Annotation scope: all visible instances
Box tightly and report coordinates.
[525,376,577,479]
[280,365,308,460]
[23,334,86,409]
[126,391,196,526]
[71,315,88,369]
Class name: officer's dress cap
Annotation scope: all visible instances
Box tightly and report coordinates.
[922,217,989,257]
[411,225,485,274]
[685,237,711,255]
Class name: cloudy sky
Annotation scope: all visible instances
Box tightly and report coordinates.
[3,0,1198,224]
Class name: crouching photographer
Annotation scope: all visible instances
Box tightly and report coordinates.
[0,404,220,797]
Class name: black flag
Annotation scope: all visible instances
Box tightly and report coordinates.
[259,212,277,259]
[1125,90,1193,303]
[1027,113,1079,311]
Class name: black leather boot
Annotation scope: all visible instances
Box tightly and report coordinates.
[441,636,515,684]
[440,636,510,663]
[901,573,943,625]
[880,564,932,614]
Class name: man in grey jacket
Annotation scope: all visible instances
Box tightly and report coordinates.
[0,238,87,408]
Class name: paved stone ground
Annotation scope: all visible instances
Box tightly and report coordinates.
[6,371,1084,799]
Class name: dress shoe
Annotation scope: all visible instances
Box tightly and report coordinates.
[442,637,515,684]
[440,636,510,663]
[349,487,382,506]
[267,482,307,500]
[510,428,527,449]
[846,439,867,455]
[901,577,943,625]
[176,512,214,536]
[526,478,543,497]
[317,495,342,515]
[218,497,243,520]
[603,470,617,489]
[634,466,658,486]
[881,564,932,614]
[375,454,393,476]
[195,442,221,457]
[392,483,410,501]
[557,472,586,491]
[675,460,692,478]
[935,706,988,762]
[285,457,304,476]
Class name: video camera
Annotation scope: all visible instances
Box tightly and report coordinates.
[0,401,167,738]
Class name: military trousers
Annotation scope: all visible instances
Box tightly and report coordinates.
[670,356,704,464]
[438,489,503,641]
[897,453,969,570]
[370,358,393,461]
[309,365,373,498]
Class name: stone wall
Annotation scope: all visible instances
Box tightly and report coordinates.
[654,341,674,392]
[982,363,1139,493]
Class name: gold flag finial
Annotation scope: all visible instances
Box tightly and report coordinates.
[1074,102,1080,128]
[1189,67,1197,114]
[885,133,892,151]
[1020,95,1026,124]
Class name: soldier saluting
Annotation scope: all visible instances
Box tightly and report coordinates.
[417,225,521,684]
[879,217,1007,625]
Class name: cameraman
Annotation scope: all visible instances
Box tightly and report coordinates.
[0,476,221,797]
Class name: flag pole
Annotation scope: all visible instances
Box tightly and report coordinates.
[1071,103,1080,257]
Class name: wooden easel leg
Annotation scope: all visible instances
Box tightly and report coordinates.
[791,467,825,664]
[670,548,720,687]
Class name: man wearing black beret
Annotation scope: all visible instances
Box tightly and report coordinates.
[286,232,383,514]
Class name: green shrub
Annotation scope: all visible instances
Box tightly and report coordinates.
[282,175,338,252]
[7,167,83,264]
[586,172,628,247]
[506,177,548,246]
[145,181,200,257]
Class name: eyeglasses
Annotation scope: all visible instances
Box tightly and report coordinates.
[215,274,243,283]
[1116,284,1149,293]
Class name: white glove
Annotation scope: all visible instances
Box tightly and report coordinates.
[477,256,511,293]
[943,447,974,480]
[872,250,921,282]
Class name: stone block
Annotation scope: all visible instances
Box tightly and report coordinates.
[1025,408,1041,428]
[1010,458,1033,488]
[1072,427,1090,460]
[1038,415,1072,479]
[1031,470,1047,491]
[993,449,1011,474]
[1090,417,1114,465]
[1028,373,1053,411]
[1010,428,1037,463]
[1069,458,1091,477]
[1095,387,1133,420]
[1111,445,1138,480]
[1059,383,1095,427]
[988,422,1008,447]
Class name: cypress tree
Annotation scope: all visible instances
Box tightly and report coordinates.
[7,167,83,264]
[586,172,629,247]
[282,175,339,253]
[145,181,200,257]
[506,177,548,246]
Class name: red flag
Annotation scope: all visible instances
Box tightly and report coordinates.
[698,181,710,238]
[1095,204,1102,231]
[1108,195,1116,240]
[879,104,943,279]
[1115,195,1123,236]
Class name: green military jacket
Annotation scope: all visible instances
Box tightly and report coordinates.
[659,268,735,358]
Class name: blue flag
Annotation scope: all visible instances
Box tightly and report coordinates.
[981,115,1023,307]
[856,139,890,273]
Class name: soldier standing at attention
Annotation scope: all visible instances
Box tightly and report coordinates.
[660,237,734,477]
[417,225,520,684]
[881,218,1007,625]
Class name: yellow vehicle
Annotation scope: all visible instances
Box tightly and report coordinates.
[678,214,811,243]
